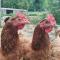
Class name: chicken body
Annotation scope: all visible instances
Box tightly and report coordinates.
[51,31,60,60]
[0,13,29,60]
[20,24,51,60]
[0,22,22,60]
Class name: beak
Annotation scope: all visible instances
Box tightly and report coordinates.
[20,18,30,24]
[24,19,30,24]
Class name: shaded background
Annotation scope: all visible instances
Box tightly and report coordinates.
[0,0,60,27]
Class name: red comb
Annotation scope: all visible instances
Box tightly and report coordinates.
[16,12,30,24]
[47,14,56,27]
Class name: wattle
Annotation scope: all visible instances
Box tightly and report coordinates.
[45,27,52,33]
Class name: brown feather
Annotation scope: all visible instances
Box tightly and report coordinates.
[1,22,22,60]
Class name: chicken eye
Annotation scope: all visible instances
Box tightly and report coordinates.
[18,18,21,21]
[45,21,49,24]
[17,18,22,22]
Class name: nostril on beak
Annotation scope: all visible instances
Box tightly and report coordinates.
[25,20,30,24]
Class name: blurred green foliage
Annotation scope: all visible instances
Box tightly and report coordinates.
[1,0,60,25]
[28,12,47,24]
[46,0,60,24]
[53,11,60,25]
[1,0,44,11]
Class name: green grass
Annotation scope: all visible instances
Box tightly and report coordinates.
[28,12,48,24]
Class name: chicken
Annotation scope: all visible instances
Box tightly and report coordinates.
[0,12,30,60]
[51,30,60,60]
[20,14,56,60]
